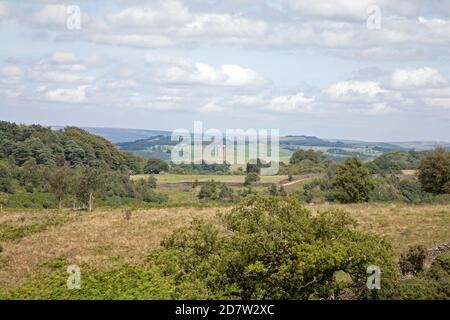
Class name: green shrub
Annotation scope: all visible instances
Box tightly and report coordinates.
[0,215,69,241]
[151,196,399,300]
[144,158,169,174]
[398,253,450,300]
[0,163,13,193]
[332,157,374,203]
[197,180,235,201]
[418,147,450,195]
[5,192,57,209]
[268,184,286,196]
[244,172,260,186]
[143,190,169,204]
[399,245,427,275]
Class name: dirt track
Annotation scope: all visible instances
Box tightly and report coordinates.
[157,173,322,188]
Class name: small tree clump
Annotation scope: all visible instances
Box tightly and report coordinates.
[399,245,427,275]
[198,180,235,201]
[332,157,374,203]
[418,147,450,195]
[244,172,260,186]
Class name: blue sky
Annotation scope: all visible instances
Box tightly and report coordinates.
[0,0,450,141]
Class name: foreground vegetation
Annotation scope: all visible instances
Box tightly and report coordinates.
[0,199,449,299]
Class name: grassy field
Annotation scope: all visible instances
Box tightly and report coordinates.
[0,202,449,293]
[132,173,288,184]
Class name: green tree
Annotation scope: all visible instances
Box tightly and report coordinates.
[144,158,169,174]
[17,159,44,191]
[0,163,13,193]
[417,147,450,194]
[244,172,260,186]
[64,140,85,167]
[197,180,235,201]
[132,177,157,200]
[332,157,374,203]
[74,168,104,212]
[398,253,450,300]
[155,196,398,299]
[45,166,74,209]
[290,149,322,164]
[12,142,32,165]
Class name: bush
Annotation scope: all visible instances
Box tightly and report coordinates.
[418,147,450,195]
[332,157,374,203]
[397,179,429,203]
[197,180,235,201]
[398,253,450,300]
[399,245,427,275]
[150,196,399,300]
[5,192,57,209]
[244,172,260,186]
[290,149,323,164]
[144,158,169,174]
[268,184,286,196]
[0,163,13,193]
[143,190,168,204]
[301,178,334,203]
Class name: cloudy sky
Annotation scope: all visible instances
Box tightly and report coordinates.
[1,0,450,141]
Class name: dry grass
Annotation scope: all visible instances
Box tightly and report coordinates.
[401,170,417,176]
[0,207,220,288]
[0,202,449,288]
[310,202,450,254]
[132,173,287,184]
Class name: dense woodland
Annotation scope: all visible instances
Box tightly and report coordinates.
[0,121,168,210]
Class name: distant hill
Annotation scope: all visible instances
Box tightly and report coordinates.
[281,135,346,147]
[389,141,450,151]
[52,126,171,143]
[51,126,449,161]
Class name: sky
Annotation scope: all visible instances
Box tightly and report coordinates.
[0,0,450,142]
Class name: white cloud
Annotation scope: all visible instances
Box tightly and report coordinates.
[30,70,94,84]
[32,4,91,29]
[0,65,22,84]
[145,55,266,87]
[7,1,448,61]
[287,0,420,20]
[0,65,22,77]
[87,34,173,48]
[423,97,450,109]
[105,79,137,89]
[267,92,315,113]
[365,103,397,115]
[180,13,267,39]
[287,0,376,20]
[327,80,386,102]
[33,4,70,27]
[45,85,90,103]
[125,93,182,110]
[0,1,12,20]
[197,101,224,113]
[0,88,22,98]
[391,67,447,89]
[52,51,77,64]
[106,1,191,28]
